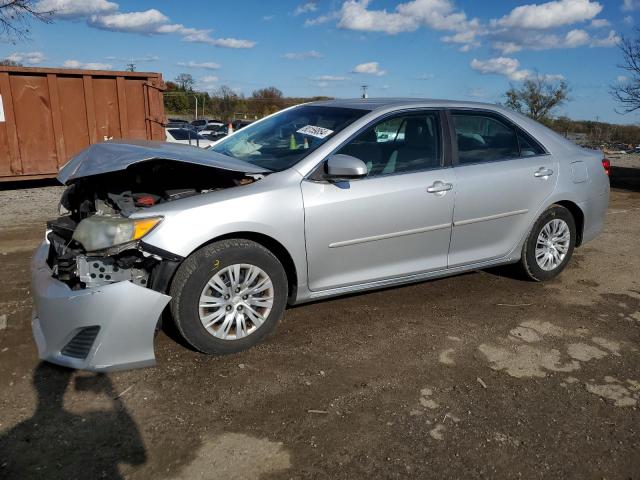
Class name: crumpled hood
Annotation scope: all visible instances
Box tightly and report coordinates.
[58,140,270,184]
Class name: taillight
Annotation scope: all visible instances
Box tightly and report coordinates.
[602,158,611,176]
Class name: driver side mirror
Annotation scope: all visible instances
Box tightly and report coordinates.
[325,154,368,181]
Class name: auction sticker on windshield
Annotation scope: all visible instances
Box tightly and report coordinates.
[297,125,333,139]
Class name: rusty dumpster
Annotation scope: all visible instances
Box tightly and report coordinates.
[0,66,166,182]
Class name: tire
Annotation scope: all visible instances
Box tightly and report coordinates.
[169,239,288,355]
[520,205,576,282]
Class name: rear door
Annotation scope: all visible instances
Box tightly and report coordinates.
[447,109,558,267]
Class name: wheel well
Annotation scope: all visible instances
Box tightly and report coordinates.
[554,200,585,246]
[210,232,299,302]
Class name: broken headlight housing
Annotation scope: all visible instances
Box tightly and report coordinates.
[72,216,163,252]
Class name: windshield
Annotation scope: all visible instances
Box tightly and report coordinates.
[210,106,367,171]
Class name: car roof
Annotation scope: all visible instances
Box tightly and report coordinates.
[307,97,512,112]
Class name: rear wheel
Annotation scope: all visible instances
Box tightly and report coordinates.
[170,239,288,354]
[520,205,576,281]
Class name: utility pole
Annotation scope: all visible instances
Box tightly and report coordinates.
[192,95,198,120]
[361,85,369,99]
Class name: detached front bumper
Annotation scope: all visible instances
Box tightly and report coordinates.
[31,240,171,372]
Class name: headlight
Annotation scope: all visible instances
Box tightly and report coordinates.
[72,216,163,252]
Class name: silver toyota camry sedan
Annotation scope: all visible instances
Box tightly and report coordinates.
[32,99,610,371]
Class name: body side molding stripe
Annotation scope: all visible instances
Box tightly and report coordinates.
[329,223,452,249]
[454,209,529,227]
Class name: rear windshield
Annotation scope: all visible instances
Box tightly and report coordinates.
[210,106,367,171]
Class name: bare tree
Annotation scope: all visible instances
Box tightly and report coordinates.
[174,73,194,92]
[251,86,284,115]
[213,85,240,122]
[504,76,570,121]
[0,0,53,42]
[611,30,640,114]
[0,58,21,66]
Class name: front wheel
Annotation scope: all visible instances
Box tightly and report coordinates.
[520,205,576,281]
[169,239,288,354]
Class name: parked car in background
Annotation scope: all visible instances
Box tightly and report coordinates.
[192,119,225,132]
[200,124,228,140]
[232,119,254,130]
[32,99,609,371]
[166,122,197,130]
[168,118,188,124]
[165,128,215,148]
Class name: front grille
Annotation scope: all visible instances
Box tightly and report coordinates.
[61,326,100,359]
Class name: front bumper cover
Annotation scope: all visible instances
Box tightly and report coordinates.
[31,240,171,372]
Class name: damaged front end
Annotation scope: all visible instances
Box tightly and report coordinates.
[33,141,269,371]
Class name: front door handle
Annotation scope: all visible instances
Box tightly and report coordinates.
[427,181,453,195]
[534,167,554,178]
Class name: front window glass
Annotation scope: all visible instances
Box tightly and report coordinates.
[337,112,441,177]
[211,106,366,171]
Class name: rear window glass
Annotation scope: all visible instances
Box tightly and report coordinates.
[453,114,520,164]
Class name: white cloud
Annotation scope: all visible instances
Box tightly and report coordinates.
[466,87,490,99]
[4,51,45,64]
[36,0,117,18]
[352,61,387,76]
[624,15,634,24]
[442,29,481,50]
[565,28,590,46]
[617,75,629,82]
[282,50,323,60]
[177,61,221,70]
[63,59,112,69]
[590,29,620,47]
[622,0,640,11]
[312,75,349,81]
[305,11,340,26]
[336,0,478,38]
[39,3,256,49]
[262,14,275,21]
[338,0,419,34]
[294,2,317,15]
[416,73,435,79]
[471,57,531,81]
[492,0,602,30]
[590,18,610,27]
[210,38,256,48]
[491,26,618,53]
[88,8,168,33]
[200,75,219,83]
[471,57,564,82]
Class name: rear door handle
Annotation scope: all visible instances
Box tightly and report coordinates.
[427,181,453,195]
[534,167,554,178]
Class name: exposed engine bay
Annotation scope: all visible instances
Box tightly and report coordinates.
[47,159,263,291]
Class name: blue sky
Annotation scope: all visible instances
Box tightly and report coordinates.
[1,0,639,123]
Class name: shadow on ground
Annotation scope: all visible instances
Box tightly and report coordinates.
[0,363,147,479]
[610,165,640,193]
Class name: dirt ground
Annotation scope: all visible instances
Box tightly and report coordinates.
[0,155,639,480]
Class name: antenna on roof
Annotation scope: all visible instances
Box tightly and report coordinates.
[361,85,368,99]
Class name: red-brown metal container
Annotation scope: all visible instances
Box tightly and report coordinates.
[0,66,166,182]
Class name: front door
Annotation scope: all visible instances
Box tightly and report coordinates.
[302,110,456,291]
